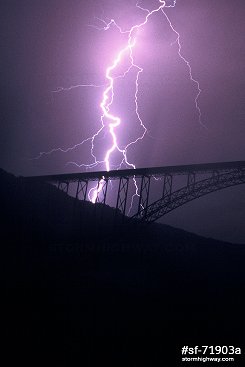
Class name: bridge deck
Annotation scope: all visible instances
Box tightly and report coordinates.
[24,160,245,182]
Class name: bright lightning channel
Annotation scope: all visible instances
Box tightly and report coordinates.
[36,0,204,210]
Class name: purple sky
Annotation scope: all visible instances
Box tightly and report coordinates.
[1,0,245,243]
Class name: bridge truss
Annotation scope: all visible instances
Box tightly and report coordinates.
[26,161,245,223]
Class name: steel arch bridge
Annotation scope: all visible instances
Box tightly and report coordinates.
[25,160,245,223]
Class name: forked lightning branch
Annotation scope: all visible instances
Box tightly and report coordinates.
[35,0,203,205]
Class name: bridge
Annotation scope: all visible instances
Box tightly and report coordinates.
[25,160,245,223]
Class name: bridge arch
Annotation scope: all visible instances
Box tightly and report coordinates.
[136,168,245,222]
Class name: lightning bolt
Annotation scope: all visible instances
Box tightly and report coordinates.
[34,0,204,211]
[160,7,204,128]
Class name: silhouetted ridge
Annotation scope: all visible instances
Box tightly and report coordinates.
[1,168,241,250]
[1,168,126,244]
[2,168,245,366]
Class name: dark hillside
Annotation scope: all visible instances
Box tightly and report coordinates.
[1,169,245,366]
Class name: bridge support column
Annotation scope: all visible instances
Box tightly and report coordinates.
[57,181,69,194]
[212,170,220,183]
[93,178,109,225]
[137,175,151,218]
[187,172,196,192]
[115,177,129,220]
[95,178,108,205]
[76,179,88,201]
[74,179,88,230]
[162,174,172,199]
